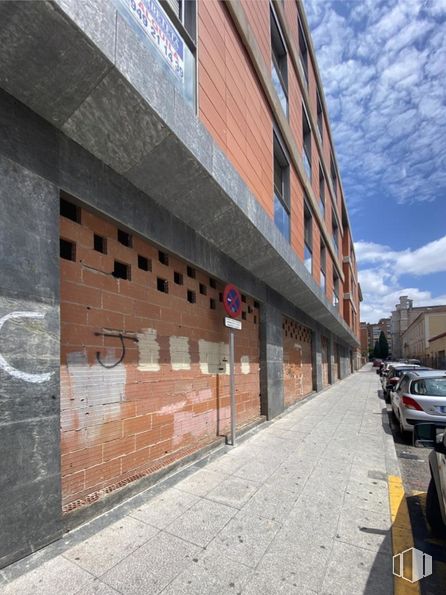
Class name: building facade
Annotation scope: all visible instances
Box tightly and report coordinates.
[402,308,446,361]
[427,332,446,369]
[0,0,360,567]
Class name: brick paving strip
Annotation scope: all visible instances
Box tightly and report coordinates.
[1,365,406,594]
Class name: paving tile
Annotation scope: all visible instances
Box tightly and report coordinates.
[211,509,281,568]
[74,577,121,595]
[1,556,95,595]
[242,569,317,595]
[162,549,252,595]
[343,478,389,513]
[101,532,201,594]
[64,515,158,576]
[241,483,298,523]
[166,498,237,547]
[129,487,199,529]
[233,459,277,483]
[205,476,260,509]
[175,468,227,497]
[319,540,393,595]
[335,506,392,553]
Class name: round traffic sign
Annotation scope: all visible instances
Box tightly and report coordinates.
[223,284,242,318]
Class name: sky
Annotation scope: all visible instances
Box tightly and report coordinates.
[303,0,446,323]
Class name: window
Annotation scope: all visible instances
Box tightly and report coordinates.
[333,271,339,308]
[209,277,217,289]
[174,271,183,285]
[273,132,290,242]
[330,154,338,199]
[113,261,130,280]
[159,250,169,265]
[302,105,312,180]
[298,16,308,86]
[319,166,325,219]
[187,289,196,304]
[271,7,288,115]
[304,201,312,274]
[138,255,150,271]
[199,283,207,295]
[60,239,76,261]
[118,229,132,247]
[157,277,168,293]
[94,234,107,254]
[332,210,339,255]
[320,241,326,293]
[187,265,195,278]
[60,195,80,223]
[316,92,323,143]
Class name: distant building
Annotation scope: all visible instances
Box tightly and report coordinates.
[359,318,392,355]
[402,308,446,361]
[427,332,446,369]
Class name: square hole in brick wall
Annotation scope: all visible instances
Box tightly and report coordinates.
[159,251,169,265]
[113,260,130,280]
[219,292,223,302]
[248,306,253,314]
[242,311,247,320]
[209,278,217,289]
[60,196,81,223]
[254,301,260,309]
[241,294,246,303]
[199,283,207,295]
[94,234,107,254]
[210,298,216,310]
[138,255,151,271]
[187,290,196,303]
[157,277,169,293]
[118,229,132,247]
[60,238,76,261]
[174,271,183,285]
[187,266,195,278]
[254,315,257,324]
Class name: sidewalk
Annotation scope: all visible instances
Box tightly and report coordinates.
[0,365,398,595]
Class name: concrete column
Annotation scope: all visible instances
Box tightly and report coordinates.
[0,156,61,568]
[328,333,335,384]
[260,302,284,419]
[312,328,323,392]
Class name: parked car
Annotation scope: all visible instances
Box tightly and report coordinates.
[413,423,446,537]
[382,364,425,401]
[373,358,383,367]
[391,370,446,439]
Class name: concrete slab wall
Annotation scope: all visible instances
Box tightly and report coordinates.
[0,156,61,568]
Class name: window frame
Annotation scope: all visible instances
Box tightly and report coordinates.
[302,103,312,180]
[270,6,289,116]
[298,15,309,86]
[273,129,291,242]
[303,199,313,274]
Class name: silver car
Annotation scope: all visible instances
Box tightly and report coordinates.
[391,370,446,437]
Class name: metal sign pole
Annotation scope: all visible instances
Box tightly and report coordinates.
[229,329,236,446]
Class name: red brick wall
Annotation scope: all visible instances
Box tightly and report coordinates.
[60,200,261,509]
[282,317,313,407]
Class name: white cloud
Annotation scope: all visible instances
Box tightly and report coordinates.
[304,0,446,209]
[354,235,446,322]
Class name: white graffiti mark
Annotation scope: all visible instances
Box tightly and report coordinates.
[0,311,53,384]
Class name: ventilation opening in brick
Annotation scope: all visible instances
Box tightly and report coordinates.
[174,271,183,285]
[60,196,80,223]
[242,311,247,320]
[210,298,216,310]
[209,278,217,289]
[94,234,107,254]
[219,293,223,302]
[199,283,207,295]
[187,290,196,304]
[159,251,169,265]
[60,238,76,261]
[254,315,257,324]
[117,229,132,247]
[187,266,195,278]
[248,306,253,314]
[241,294,247,303]
[113,261,130,280]
[254,301,260,309]
[157,277,168,293]
[138,255,151,271]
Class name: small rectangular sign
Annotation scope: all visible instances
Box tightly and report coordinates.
[225,317,242,330]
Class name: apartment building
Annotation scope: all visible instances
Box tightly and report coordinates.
[402,308,446,360]
[0,0,361,567]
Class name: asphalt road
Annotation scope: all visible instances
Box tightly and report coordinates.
[380,387,446,595]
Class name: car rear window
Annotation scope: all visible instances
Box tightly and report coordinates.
[411,378,446,397]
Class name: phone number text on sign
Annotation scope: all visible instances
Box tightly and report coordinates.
[127,0,184,80]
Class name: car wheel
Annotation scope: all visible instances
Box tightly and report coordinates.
[426,478,446,538]
[399,419,410,442]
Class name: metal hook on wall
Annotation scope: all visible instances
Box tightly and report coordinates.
[94,330,139,369]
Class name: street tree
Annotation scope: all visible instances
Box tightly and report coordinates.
[379,331,389,359]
